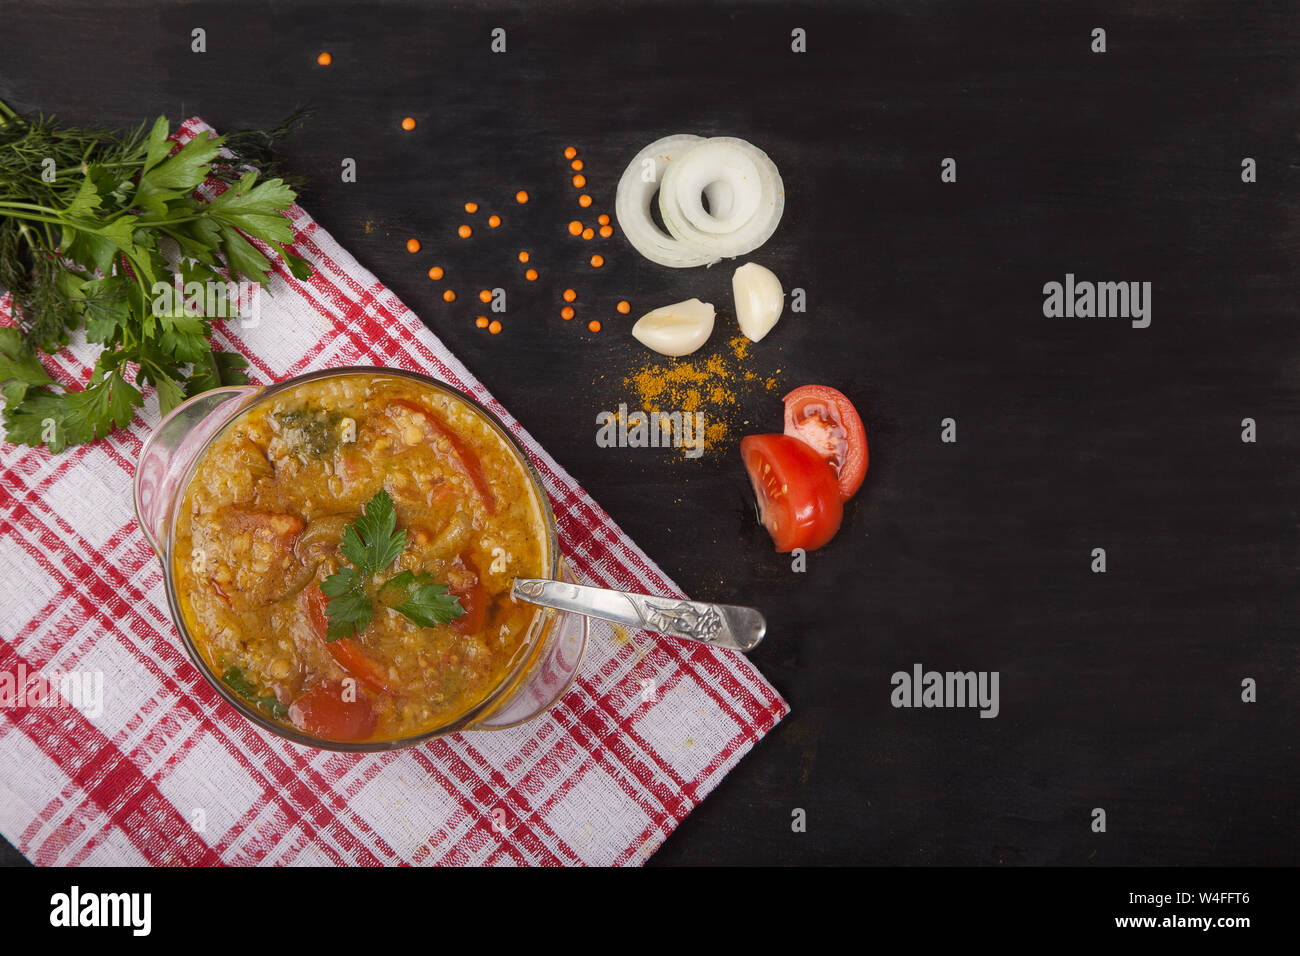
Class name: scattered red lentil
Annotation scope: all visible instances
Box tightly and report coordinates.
[515,190,529,204]
[442,289,456,302]
[616,300,631,314]
[568,220,583,236]
[571,159,584,171]
[599,225,613,238]
[488,215,501,228]
[572,174,586,188]
[581,227,594,240]
[457,224,472,238]
[597,214,610,226]
[564,146,577,159]
[428,266,444,280]
[489,320,502,334]
[525,268,539,281]
[587,319,601,333]
[578,194,593,208]
[518,250,530,263]
[405,238,421,253]
[561,306,575,320]
[562,288,577,302]
[401,117,416,131]
[464,202,479,213]
[478,289,492,303]
[590,254,604,268]
[317,52,332,66]
[476,316,490,328]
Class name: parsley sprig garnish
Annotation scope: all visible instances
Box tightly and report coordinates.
[320,490,465,641]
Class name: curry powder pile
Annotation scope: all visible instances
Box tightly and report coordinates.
[622,335,780,451]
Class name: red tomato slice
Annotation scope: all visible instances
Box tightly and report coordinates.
[303,587,399,696]
[449,552,486,636]
[289,680,377,742]
[386,399,497,514]
[740,434,844,553]
[782,385,868,500]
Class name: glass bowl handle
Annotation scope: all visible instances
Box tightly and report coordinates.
[133,385,262,557]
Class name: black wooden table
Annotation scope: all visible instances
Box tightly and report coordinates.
[1,0,1295,866]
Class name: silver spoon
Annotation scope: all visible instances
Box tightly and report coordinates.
[511,579,766,652]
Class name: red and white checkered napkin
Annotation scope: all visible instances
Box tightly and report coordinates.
[0,119,787,866]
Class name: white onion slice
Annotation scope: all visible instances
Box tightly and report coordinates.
[663,143,762,236]
[614,135,718,268]
[704,181,735,220]
[658,137,784,260]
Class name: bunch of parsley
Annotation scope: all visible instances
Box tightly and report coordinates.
[0,98,311,451]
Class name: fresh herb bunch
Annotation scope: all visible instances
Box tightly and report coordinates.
[0,99,311,452]
[321,490,466,641]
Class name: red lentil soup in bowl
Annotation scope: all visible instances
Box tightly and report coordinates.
[134,367,585,751]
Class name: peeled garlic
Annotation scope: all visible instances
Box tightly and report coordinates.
[631,298,715,357]
[732,262,784,342]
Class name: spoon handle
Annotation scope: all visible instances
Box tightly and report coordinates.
[512,579,766,652]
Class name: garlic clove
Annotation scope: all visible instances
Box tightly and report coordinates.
[631,298,716,357]
[732,262,784,342]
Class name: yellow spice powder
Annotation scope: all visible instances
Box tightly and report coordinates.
[623,335,780,451]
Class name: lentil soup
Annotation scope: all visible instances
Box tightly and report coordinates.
[172,371,552,744]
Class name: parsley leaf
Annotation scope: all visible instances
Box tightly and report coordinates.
[222,665,289,719]
[321,566,373,641]
[321,574,373,642]
[62,175,103,222]
[340,489,405,576]
[132,129,224,216]
[204,172,298,244]
[3,367,143,452]
[185,350,249,397]
[140,115,174,176]
[0,328,54,387]
[379,570,466,628]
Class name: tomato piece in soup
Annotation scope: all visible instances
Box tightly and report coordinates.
[302,587,400,696]
[447,552,487,635]
[385,399,497,514]
[289,680,377,742]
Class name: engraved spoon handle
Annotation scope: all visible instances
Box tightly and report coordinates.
[512,579,766,652]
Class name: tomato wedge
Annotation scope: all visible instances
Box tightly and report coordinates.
[386,399,497,514]
[303,587,399,695]
[740,434,843,553]
[448,552,486,636]
[782,385,868,500]
[289,680,377,742]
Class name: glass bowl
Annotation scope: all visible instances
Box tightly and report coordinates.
[133,366,587,751]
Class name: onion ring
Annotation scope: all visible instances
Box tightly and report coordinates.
[616,134,785,268]
[661,142,762,236]
[658,137,784,260]
[614,134,717,268]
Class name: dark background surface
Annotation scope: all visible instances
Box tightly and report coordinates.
[1,0,1296,865]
